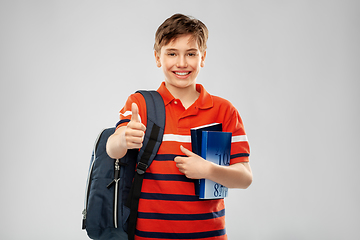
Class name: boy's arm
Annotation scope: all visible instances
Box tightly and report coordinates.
[174,145,252,189]
[207,161,252,189]
[106,103,146,159]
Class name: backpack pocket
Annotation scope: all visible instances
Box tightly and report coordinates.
[86,176,116,239]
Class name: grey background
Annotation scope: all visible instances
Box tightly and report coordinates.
[1,0,359,239]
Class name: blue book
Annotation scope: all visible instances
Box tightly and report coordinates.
[191,123,222,156]
[190,123,222,196]
[199,131,232,199]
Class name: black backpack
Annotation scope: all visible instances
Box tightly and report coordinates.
[82,90,165,240]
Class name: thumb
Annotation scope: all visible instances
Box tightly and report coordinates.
[180,145,195,157]
[130,103,140,122]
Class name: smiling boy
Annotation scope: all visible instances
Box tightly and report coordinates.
[107,13,252,240]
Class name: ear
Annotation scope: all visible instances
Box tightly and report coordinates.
[154,50,162,68]
[200,50,206,68]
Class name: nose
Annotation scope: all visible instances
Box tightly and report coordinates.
[176,56,188,68]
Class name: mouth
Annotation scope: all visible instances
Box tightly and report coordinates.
[174,71,191,76]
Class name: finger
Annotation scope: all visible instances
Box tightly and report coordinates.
[126,133,144,143]
[125,133,144,149]
[174,156,185,164]
[127,141,143,149]
[130,103,141,123]
[180,145,195,157]
[130,128,145,137]
[127,121,146,132]
[174,157,184,170]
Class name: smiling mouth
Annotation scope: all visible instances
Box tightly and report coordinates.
[174,71,191,76]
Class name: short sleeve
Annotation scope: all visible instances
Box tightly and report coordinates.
[115,93,147,130]
[222,103,250,164]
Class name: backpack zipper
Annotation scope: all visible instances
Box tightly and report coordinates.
[113,159,120,228]
[107,158,120,228]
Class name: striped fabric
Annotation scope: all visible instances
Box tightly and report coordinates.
[117,82,250,240]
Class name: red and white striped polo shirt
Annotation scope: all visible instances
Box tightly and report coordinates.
[117,82,250,240]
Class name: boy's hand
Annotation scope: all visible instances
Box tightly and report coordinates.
[123,103,146,149]
[174,145,213,179]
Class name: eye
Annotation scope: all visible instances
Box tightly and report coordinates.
[167,52,176,57]
[188,52,197,57]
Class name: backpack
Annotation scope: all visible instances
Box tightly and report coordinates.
[82,90,165,240]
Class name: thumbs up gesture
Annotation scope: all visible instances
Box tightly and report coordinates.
[124,103,146,149]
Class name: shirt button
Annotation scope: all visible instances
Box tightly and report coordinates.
[174,100,178,104]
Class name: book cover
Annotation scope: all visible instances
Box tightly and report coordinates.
[199,131,232,199]
[190,123,222,196]
[191,123,222,156]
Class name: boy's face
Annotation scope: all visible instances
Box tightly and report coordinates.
[154,34,206,92]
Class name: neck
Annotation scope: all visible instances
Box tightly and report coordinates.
[165,83,200,109]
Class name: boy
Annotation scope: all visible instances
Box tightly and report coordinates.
[107,13,252,240]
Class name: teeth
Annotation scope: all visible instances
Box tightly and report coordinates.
[175,72,190,76]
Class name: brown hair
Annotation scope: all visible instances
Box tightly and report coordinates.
[154,13,209,53]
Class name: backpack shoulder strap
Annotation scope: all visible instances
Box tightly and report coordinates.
[135,90,165,171]
[126,90,165,240]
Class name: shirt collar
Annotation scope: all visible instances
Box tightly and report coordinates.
[157,82,213,109]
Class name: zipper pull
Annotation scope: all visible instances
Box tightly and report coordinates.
[82,209,87,229]
[107,159,120,189]
[114,159,120,179]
